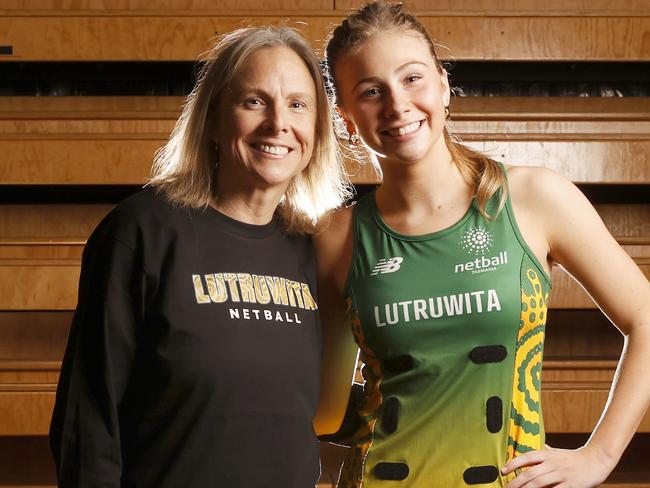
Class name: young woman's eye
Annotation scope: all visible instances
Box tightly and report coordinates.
[362,87,381,98]
[406,74,422,83]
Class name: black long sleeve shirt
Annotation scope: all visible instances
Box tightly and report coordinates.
[50,188,321,487]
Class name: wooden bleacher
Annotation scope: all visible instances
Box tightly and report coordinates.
[1,1,650,62]
[1,1,649,486]
[1,95,649,485]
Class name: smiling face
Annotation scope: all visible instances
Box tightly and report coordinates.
[335,30,451,167]
[214,46,317,192]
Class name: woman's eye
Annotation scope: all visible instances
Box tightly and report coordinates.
[290,101,306,109]
[244,98,263,107]
[362,87,381,97]
[406,74,422,83]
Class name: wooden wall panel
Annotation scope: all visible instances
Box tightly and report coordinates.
[346,98,650,184]
[419,16,650,61]
[0,204,112,240]
[0,119,175,135]
[337,0,650,14]
[3,139,646,185]
[550,263,650,309]
[4,96,646,121]
[0,366,59,387]
[542,360,616,384]
[3,0,648,14]
[0,265,80,311]
[485,16,650,61]
[0,392,54,436]
[0,436,56,486]
[13,118,650,139]
[449,97,650,120]
[0,140,159,184]
[351,141,650,184]
[597,204,650,238]
[0,16,335,61]
[543,390,650,433]
[452,121,650,138]
[544,309,624,359]
[466,141,650,184]
[3,97,648,184]
[0,0,334,11]
[0,243,83,260]
[0,95,183,117]
[0,312,71,360]
[1,16,649,61]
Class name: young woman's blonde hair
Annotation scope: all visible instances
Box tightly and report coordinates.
[150,26,351,234]
[325,0,506,219]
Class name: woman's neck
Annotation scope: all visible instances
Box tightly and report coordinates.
[212,182,286,226]
[377,144,470,210]
[374,145,475,234]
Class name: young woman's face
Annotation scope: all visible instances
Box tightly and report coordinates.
[214,46,317,191]
[335,31,450,166]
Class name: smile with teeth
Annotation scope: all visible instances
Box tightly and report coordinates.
[385,120,422,137]
[255,143,290,155]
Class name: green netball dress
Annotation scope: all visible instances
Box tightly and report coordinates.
[340,176,552,487]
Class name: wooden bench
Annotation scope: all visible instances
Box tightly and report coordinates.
[1,1,649,61]
[1,96,649,185]
[0,234,647,311]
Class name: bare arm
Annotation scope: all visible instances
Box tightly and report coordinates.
[313,207,360,436]
[504,167,650,487]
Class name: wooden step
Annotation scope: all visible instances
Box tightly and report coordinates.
[0,239,646,310]
[1,97,649,185]
[1,14,649,61]
[2,357,648,435]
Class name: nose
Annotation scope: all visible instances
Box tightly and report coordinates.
[384,88,410,118]
[262,104,289,133]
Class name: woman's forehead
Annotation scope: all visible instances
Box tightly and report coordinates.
[230,46,315,91]
[336,33,435,81]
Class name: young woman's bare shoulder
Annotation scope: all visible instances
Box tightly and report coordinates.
[315,206,353,246]
[505,164,577,209]
[314,205,355,278]
[506,164,564,189]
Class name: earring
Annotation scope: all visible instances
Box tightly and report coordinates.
[348,133,361,146]
[444,106,450,120]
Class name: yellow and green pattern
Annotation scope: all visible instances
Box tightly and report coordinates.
[505,268,549,481]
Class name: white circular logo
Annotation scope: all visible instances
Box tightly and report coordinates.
[461,227,493,255]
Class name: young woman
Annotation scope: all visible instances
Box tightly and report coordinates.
[314,2,650,487]
[49,26,349,488]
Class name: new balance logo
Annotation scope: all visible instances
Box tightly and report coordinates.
[370,257,403,276]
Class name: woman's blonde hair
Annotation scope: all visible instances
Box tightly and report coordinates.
[150,26,350,234]
[325,0,506,219]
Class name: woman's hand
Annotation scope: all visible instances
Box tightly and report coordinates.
[502,444,616,488]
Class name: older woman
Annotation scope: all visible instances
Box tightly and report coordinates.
[50,26,349,488]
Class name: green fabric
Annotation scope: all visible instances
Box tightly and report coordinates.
[341,179,551,487]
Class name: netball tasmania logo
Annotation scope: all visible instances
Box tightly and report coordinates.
[460,227,493,255]
[456,227,507,274]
